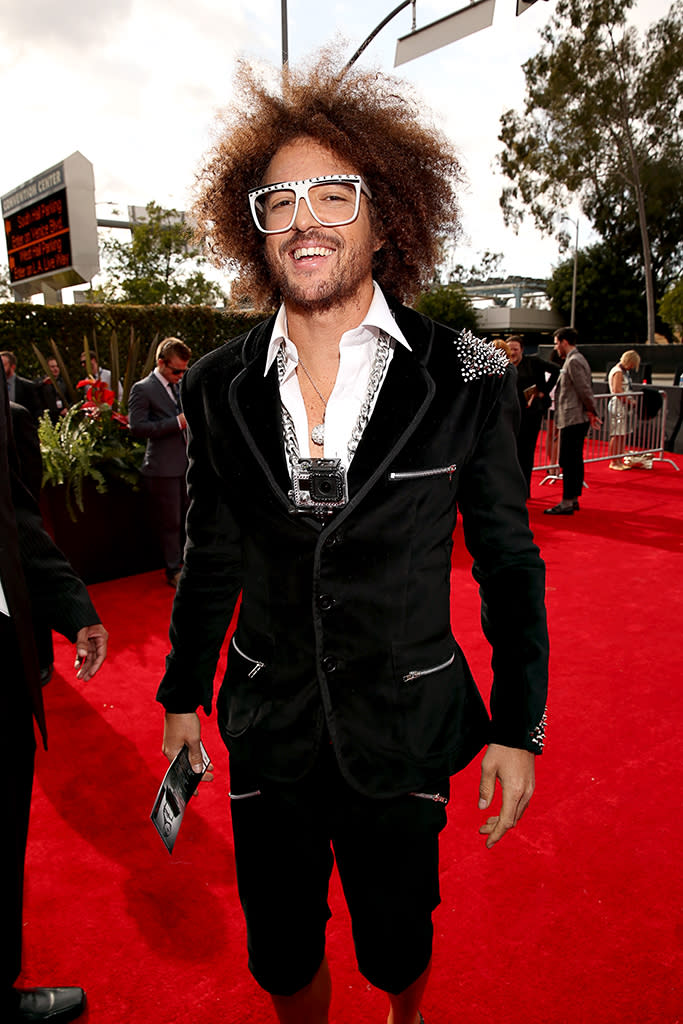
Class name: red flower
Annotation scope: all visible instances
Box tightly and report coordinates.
[77,378,115,406]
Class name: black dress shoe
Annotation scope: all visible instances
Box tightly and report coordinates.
[544,502,574,515]
[14,987,86,1023]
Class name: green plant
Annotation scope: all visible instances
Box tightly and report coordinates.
[0,301,263,382]
[38,384,145,520]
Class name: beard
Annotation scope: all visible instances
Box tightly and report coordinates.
[265,230,377,314]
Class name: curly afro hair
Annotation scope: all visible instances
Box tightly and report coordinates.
[193,48,463,308]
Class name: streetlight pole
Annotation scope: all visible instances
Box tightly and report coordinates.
[281,0,288,66]
[562,215,579,329]
[347,0,415,67]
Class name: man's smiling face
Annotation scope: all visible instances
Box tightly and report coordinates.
[261,137,382,315]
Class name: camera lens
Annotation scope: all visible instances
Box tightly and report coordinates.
[310,474,343,501]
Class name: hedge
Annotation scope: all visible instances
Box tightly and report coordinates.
[0,302,267,381]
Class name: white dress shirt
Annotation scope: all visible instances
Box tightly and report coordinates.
[264,282,411,471]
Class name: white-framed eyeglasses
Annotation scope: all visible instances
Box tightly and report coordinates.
[248,174,373,234]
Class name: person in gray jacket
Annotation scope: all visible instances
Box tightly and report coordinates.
[545,327,602,515]
[128,338,191,586]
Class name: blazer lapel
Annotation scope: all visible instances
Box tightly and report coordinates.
[227,307,436,514]
[229,341,292,504]
[346,342,434,497]
[345,306,436,500]
[151,372,178,413]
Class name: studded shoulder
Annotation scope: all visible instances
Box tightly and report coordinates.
[453,329,509,382]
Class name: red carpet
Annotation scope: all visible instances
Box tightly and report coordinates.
[19,456,682,1023]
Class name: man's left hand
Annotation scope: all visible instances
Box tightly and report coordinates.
[74,623,108,680]
[478,743,535,849]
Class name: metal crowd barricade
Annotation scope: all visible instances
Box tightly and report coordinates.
[533,389,679,486]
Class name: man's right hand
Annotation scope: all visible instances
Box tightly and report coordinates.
[162,711,214,781]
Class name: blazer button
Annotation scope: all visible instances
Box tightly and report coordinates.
[321,656,337,673]
[318,593,334,611]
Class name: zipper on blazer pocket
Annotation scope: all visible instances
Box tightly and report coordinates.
[231,637,265,678]
[228,789,262,800]
[389,464,457,482]
[403,652,455,683]
[410,791,449,804]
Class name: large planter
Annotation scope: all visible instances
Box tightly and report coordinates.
[40,479,164,584]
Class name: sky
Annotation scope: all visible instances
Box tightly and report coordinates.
[0,0,673,300]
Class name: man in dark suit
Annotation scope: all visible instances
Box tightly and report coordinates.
[158,57,548,1024]
[128,338,191,587]
[1,352,41,421]
[39,357,69,424]
[506,335,560,496]
[1,365,108,1023]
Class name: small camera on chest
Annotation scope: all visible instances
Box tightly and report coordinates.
[290,457,349,513]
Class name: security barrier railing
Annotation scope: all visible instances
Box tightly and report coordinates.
[534,389,680,485]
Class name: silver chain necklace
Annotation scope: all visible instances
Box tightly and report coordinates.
[277,330,391,466]
[296,356,328,446]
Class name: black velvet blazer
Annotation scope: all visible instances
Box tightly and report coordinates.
[157,302,548,797]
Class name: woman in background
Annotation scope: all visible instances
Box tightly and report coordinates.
[607,350,641,470]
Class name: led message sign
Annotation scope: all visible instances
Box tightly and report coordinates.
[2,152,99,298]
[5,187,72,284]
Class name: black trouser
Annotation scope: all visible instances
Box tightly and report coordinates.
[516,411,544,497]
[2,614,36,999]
[558,421,590,500]
[143,475,189,573]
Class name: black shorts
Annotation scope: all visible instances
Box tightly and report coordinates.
[228,743,449,996]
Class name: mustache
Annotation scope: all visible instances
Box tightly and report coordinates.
[279,230,340,257]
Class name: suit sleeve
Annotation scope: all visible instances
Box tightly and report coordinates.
[16,378,42,420]
[11,402,43,501]
[456,368,549,753]
[567,356,597,416]
[11,468,100,640]
[128,380,181,439]
[156,368,244,715]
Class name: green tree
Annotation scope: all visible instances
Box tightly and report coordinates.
[659,281,683,342]
[547,242,646,344]
[498,0,683,344]
[589,156,683,290]
[413,281,479,333]
[95,201,225,306]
